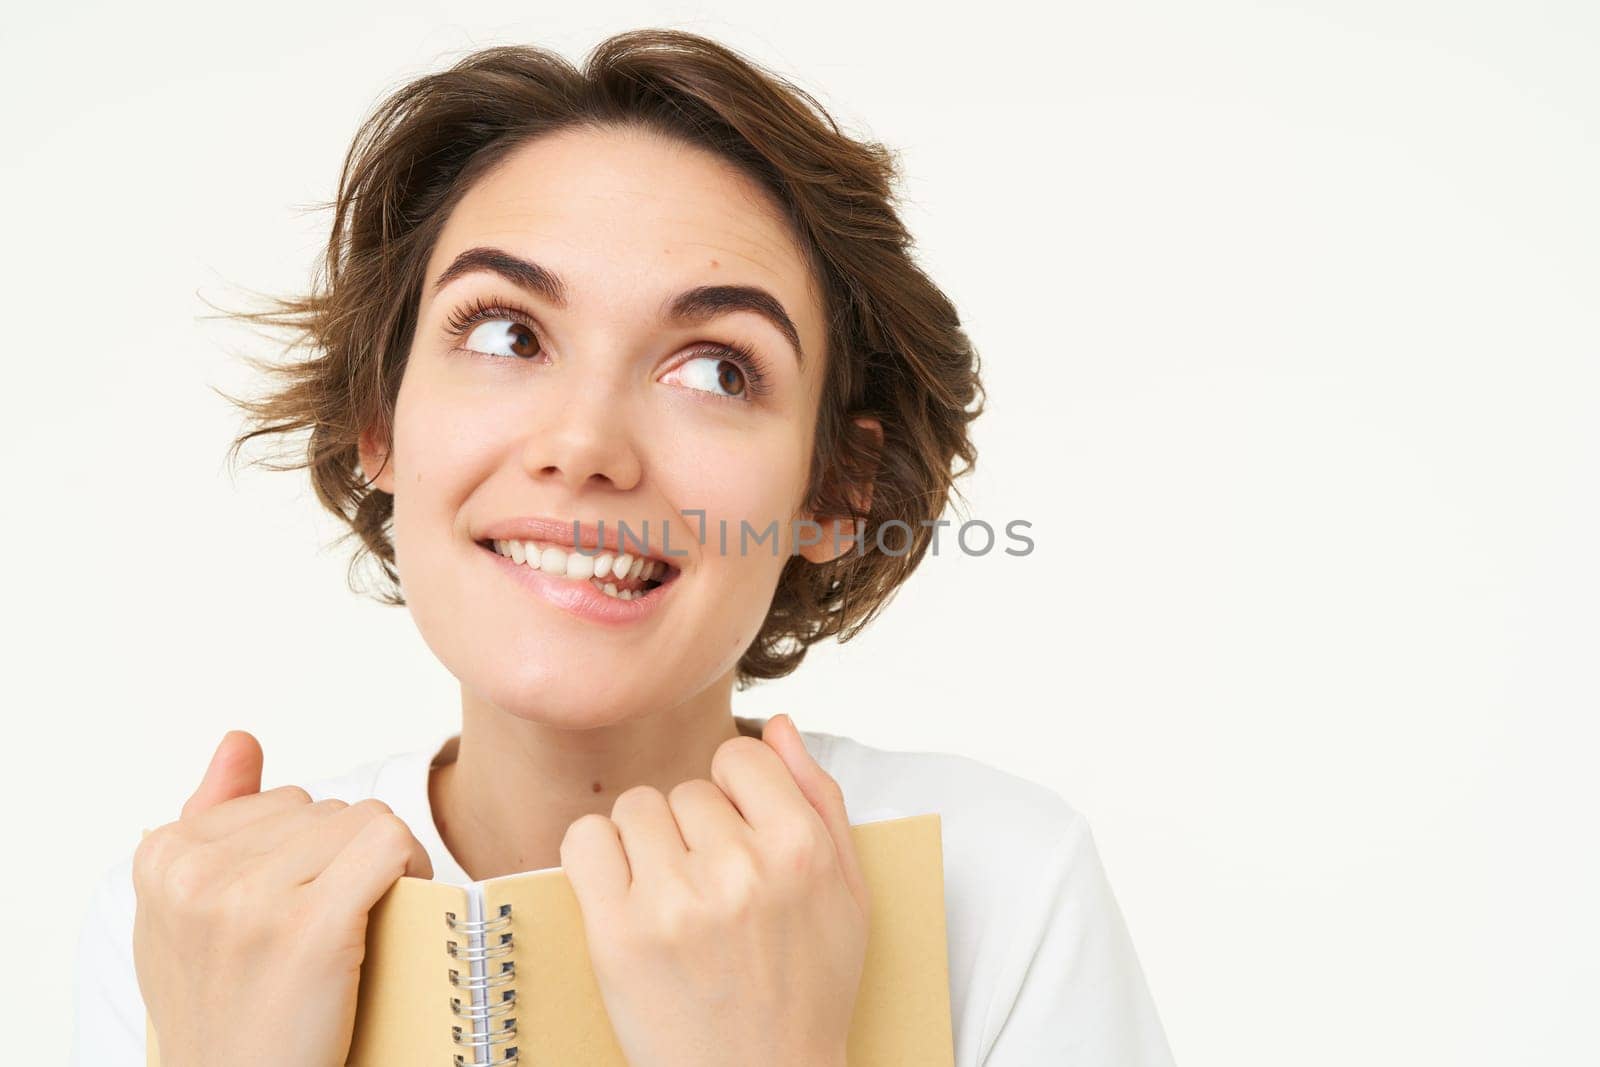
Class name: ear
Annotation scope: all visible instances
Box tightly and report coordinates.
[798,415,882,564]
[357,423,397,495]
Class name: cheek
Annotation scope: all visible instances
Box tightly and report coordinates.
[388,381,513,550]
[665,412,809,517]
[662,424,812,585]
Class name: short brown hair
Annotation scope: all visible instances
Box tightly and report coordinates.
[220,29,984,686]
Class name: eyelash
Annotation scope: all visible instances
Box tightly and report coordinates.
[443,295,773,401]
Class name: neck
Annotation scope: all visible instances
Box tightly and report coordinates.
[429,673,758,880]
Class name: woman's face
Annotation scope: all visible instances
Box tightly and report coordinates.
[360,126,836,727]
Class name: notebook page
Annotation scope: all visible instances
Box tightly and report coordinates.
[345,876,471,1066]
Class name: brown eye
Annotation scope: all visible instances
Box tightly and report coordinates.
[716,359,746,397]
[463,318,541,360]
[661,350,757,401]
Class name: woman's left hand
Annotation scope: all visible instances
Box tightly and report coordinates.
[560,713,870,1067]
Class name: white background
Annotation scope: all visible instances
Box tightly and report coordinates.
[3,2,1595,1063]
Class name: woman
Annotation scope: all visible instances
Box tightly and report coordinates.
[72,29,1174,1066]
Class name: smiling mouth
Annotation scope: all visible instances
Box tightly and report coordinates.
[477,538,680,601]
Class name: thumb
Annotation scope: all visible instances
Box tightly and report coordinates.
[761,714,869,909]
[180,730,263,820]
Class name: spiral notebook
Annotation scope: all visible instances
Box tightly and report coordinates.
[145,811,953,1066]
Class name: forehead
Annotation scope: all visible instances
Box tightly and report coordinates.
[425,126,824,357]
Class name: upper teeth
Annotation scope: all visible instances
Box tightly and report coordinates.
[489,539,669,600]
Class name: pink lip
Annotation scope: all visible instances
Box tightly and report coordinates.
[474,515,688,567]
[475,540,680,626]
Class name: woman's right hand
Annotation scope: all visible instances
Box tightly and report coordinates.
[132,730,433,1067]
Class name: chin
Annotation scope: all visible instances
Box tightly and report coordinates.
[465,657,675,727]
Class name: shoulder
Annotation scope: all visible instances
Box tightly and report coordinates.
[807,733,1087,955]
[806,729,1173,1066]
[72,846,142,1063]
[806,727,1081,865]
[294,739,439,806]
[806,727,1086,965]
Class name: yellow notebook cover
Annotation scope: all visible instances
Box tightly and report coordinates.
[146,812,952,1066]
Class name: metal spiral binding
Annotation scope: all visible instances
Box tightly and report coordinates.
[445,904,519,1066]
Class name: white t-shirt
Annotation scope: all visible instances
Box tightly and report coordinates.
[72,719,1175,1065]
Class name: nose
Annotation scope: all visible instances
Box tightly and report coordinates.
[518,363,645,493]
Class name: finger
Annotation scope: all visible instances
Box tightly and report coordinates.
[307,807,434,917]
[665,778,749,853]
[222,796,350,860]
[608,787,688,884]
[181,784,317,843]
[708,732,814,832]
[264,800,430,887]
[761,714,869,908]
[180,730,263,819]
[560,813,632,910]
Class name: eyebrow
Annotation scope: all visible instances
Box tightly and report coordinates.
[431,245,805,366]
